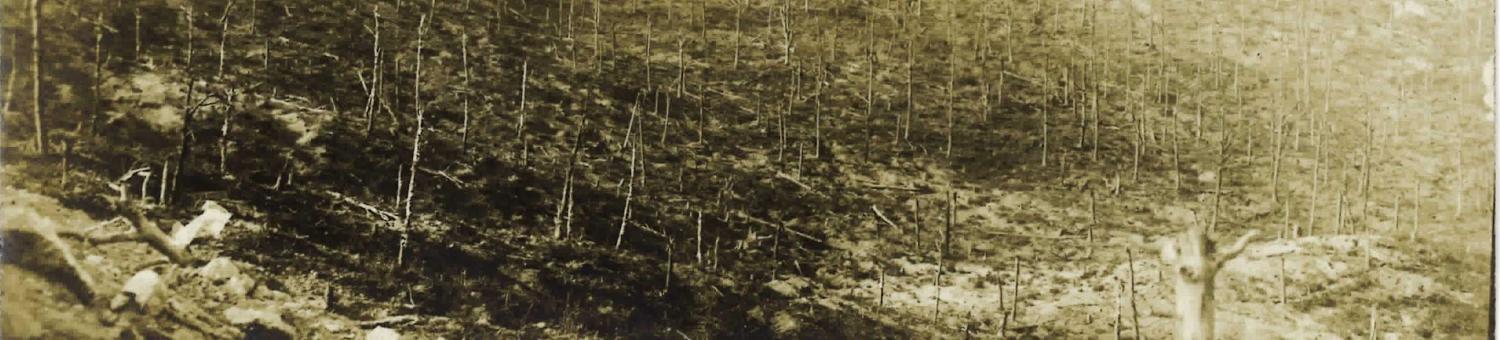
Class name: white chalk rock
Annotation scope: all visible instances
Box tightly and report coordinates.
[224,306,280,325]
[197,257,241,282]
[366,326,401,340]
[170,201,233,248]
[230,276,257,297]
[111,270,161,310]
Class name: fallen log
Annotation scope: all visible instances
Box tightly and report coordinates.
[118,207,194,265]
[59,205,195,265]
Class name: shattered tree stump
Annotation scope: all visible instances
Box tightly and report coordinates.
[1159,224,1258,340]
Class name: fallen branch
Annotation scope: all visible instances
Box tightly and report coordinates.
[418,167,466,188]
[774,171,828,198]
[82,216,126,234]
[732,210,826,245]
[325,190,399,221]
[630,221,667,238]
[870,206,900,232]
[166,296,239,338]
[118,207,193,264]
[60,206,209,265]
[978,230,1080,240]
[358,315,420,327]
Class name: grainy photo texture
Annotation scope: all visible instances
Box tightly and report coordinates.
[0,0,1493,338]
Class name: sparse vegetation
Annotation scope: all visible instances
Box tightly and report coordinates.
[0,0,1491,338]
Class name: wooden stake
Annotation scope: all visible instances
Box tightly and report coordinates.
[1279,255,1287,304]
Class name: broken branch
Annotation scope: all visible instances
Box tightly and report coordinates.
[418,167,466,188]
[871,205,901,231]
[1214,230,1261,268]
[325,190,399,221]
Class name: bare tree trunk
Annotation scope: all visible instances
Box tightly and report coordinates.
[2,40,18,115]
[460,31,472,151]
[217,1,236,78]
[555,118,586,239]
[31,0,47,154]
[365,5,382,138]
[593,0,601,74]
[615,123,638,249]
[90,11,104,134]
[1127,248,1142,339]
[1042,105,1050,168]
[173,6,197,205]
[248,0,257,33]
[1271,113,1287,203]
[134,8,142,61]
[400,14,432,267]
[863,14,875,163]
[904,23,914,143]
[219,90,236,173]
[159,160,171,202]
[732,3,741,70]
[1114,279,1124,340]
[517,59,529,157]
[1091,91,1100,161]
[942,190,954,260]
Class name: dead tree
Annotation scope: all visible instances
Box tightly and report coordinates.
[460,30,472,151]
[90,11,107,134]
[2,38,17,115]
[1160,224,1258,340]
[364,5,382,137]
[172,5,198,206]
[400,14,432,267]
[30,0,46,153]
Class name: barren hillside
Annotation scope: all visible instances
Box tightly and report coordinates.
[0,0,1492,338]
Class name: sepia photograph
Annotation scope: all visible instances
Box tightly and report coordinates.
[0,0,1494,338]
